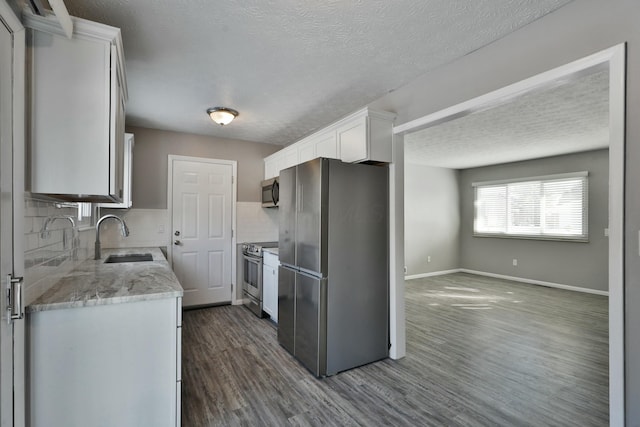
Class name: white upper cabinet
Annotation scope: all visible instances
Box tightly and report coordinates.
[264,156,280,182]
[336,117,367,163]
[298,139,316,164]
[314,129,338,159]
[282,147,299,171]
[263,108,394,179]
[337,110,396,163]
[24,11,128,203]
[264,146,298,179]
[98,133,134,209]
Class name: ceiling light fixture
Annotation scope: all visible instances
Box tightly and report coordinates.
[207,107,239,126]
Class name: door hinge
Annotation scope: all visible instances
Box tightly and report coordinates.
[231,229,234,238]
[6,274,24,324]
[231,176,235,184]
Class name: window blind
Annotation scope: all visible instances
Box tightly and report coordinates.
[473,172,588,240]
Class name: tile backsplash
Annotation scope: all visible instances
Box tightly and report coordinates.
[23,195,93,305]
[98,203,279,248]
[236,202,278,243]
[98,208,169,249]
[22,200,279,304]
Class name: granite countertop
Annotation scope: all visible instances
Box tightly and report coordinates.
[263,247,279,256]
[27,247,183,313]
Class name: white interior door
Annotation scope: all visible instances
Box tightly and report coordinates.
[170,157,235,307]
[1,5,26,425]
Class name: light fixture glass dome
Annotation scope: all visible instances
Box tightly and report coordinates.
[207,107,239,125]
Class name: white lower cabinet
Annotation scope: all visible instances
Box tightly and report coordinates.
[28,297,181,427]
[262,251,279,323]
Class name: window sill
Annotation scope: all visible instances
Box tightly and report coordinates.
[473,233,589,243]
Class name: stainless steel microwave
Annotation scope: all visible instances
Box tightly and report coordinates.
[261,178,279,208]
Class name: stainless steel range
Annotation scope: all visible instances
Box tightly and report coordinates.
[242,241,277,317]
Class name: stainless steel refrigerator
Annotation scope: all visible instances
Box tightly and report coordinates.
[278,157,389,377]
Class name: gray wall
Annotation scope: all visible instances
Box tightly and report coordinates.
[126,126,280,208]
[368,0,640,420]
[459,150,609,292]
[404,163,459,275]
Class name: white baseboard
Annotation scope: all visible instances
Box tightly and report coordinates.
[459,269,609,296]
[405,269,462,280]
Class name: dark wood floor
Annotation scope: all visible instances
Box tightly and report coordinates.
[181,273,608,426]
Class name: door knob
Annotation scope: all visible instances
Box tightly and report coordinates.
[174,231,181,236]
[174,240,181,245]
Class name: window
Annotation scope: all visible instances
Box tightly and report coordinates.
[473,172,588,241]
[77,202,92,220]
[75,202,96,230]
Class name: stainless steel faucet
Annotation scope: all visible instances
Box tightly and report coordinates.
[41,215,76,239]
[95,214,130,260]
[41,215,79,259]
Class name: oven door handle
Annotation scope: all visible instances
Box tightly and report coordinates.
[244,256,261,266]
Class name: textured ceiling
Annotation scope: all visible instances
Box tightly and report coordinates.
[59,0,572,146]
[404,69,609,169]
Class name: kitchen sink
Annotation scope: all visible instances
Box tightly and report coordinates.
[104,253,153,263]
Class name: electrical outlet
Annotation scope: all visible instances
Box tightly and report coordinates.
[512,259,518,266]
[427,256,431,263]
[404,266,408,274]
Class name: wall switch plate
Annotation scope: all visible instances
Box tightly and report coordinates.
[158,224,165,233]
[512,259,518,266]
[604,228,609,237]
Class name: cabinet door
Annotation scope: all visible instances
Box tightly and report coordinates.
[122,133,134,207]
[98,133,134,208]
[337,117,368,163]
[298,140,315,164]
[314,130,337,159]
[30,29,111,197]
[270,266,278,323]
[262,264,275,318]
[264,157,277,179]
[283,148,299,170]
[109,45,125,202]
[29,299,178,426]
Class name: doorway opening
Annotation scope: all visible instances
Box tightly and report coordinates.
[395,44,625,422]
